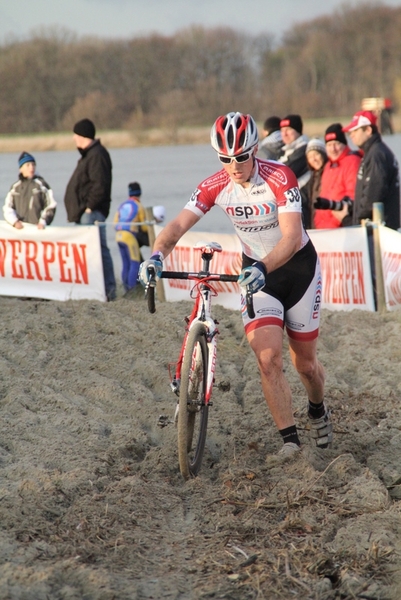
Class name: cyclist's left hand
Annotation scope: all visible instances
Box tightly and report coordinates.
[238,261,267,293]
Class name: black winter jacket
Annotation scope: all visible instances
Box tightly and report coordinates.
[353,133,400,230]
[64,140,112,223]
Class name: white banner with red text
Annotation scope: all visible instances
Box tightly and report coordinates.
[379,224,401,311]
[161,230,243,311]
[159,225,380,312]
[0,221,106,301]
[308,227,375,311]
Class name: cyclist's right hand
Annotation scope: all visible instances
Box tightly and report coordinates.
[138,252,163,287]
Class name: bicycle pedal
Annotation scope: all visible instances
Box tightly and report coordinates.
[170,379,180,395]
[157,415,172,428]
[217,380,231,392]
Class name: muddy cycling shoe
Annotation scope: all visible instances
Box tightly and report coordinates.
[278,442,301,457]
[265,442,301,467]
[309,407,333,449]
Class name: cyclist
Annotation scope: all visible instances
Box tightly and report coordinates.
[139,111,332,461]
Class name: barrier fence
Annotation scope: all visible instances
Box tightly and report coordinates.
[0,204,400,310]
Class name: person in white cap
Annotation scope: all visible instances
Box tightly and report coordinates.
[343,110,400,230]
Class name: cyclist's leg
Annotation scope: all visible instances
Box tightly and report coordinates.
[285,257,325,404]
[285,263,332,447]
[247,323,296,431]
[244,292,295,432]
[288,337,325,404]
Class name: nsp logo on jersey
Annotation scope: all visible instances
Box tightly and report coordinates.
[226,201,276,219]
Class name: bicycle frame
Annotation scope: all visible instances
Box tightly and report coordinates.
[170,255,220,405]
[145,241,254,478]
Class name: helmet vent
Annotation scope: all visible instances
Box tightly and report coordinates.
[227,125,234,149]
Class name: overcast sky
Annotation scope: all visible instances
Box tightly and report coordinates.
[1,0,401,42]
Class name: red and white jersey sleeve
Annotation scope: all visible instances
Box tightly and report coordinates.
[184,158,309,261]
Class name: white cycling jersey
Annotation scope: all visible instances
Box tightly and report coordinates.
[184,158,310,261]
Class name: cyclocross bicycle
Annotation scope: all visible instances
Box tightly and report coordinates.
[145,241,254,480]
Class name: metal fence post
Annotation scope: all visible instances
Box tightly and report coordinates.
[372,202,386,313]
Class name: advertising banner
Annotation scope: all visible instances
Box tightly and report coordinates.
[379,224,401,311]
[308,227,375,311]
[0,221,106,301]
[163,226,376,312]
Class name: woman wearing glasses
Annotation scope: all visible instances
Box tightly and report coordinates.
[139,112,331,461]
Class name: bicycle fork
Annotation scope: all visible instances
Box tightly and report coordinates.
[170,322,217,422]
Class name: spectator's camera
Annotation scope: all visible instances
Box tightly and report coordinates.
[314,196,353,215]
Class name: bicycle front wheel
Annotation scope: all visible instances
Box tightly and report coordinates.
[177,321,209,479]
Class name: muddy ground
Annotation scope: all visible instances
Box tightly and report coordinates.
[0,293,400,599]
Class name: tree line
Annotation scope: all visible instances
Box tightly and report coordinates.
[1,2,401,135]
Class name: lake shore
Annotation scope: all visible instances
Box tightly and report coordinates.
[1,115,400,153]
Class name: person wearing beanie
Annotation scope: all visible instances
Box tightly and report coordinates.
[258,115,284,161]
[73,118,96,140]
[114,182,165,292]
[64,118,116,300]
[3,151,57,229]
[313,122,361,229]
[303,138,328,229]
[278,114,310,203]
[343,110,400,230]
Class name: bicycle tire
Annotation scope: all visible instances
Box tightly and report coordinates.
[146,282,156,313]
[177,321,209,479]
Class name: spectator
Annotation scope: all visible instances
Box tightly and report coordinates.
[303,138,328,229]
[64,118,117,300]
[278,114,310,195]
[3,152,56,229]
[114,181,165,291]
[343,111,400,230]
[258,116,283,161]
[314,123,361,229]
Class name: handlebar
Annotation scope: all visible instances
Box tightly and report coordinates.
[145,270,255,319]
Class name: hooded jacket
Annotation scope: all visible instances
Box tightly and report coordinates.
[64,139,112,223]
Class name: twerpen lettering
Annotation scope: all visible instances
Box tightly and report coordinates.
[0,239,89,284]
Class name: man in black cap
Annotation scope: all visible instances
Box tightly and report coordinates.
[278,114,310,194]
[64,118,116,300]
[258,116,284,161]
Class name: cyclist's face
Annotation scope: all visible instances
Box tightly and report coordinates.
[221,148,257,185]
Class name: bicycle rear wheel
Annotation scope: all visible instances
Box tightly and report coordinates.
[177,321,209,479]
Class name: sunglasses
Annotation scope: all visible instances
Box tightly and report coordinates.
[218,150,252,164]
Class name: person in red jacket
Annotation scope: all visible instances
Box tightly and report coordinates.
[313,123,361,229]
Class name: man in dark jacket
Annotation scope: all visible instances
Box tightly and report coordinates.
[343,110,400,230]
[278,114,310,191]
[64,118,116,300]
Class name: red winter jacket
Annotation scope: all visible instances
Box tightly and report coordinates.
[314,146,361,229]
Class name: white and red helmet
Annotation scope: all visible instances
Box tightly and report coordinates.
[210,112,259,156]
